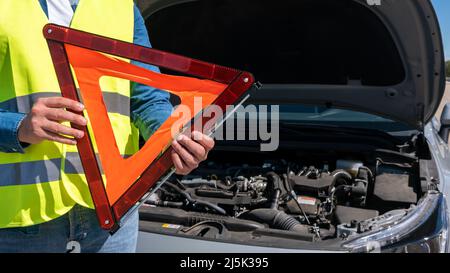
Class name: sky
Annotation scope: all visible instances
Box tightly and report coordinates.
[433,0,450,60]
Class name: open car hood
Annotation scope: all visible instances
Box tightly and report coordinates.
[139,0,446,129]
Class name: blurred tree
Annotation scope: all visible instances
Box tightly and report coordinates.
[446,61,450,78]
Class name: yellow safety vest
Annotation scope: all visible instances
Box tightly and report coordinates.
[0,0,139,228]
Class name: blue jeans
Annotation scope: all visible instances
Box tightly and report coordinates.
[0,205,139,253]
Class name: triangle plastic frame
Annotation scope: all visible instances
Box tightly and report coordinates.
[43,24,255,233]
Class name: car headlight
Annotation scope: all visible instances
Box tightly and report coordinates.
[342,191,448,253]
[397,230,448,253]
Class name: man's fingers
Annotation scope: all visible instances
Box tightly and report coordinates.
[42,130,77,145]
[176,134,207,161]
[171,152,188,175]
[40,97,84,112]
[46,108,87,126]
[42,120,84,139]
[172,139,198,169]
[191,131,215,151]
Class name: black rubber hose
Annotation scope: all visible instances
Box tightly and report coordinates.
[193,199,228,216]
[270,190,281,209]
[164,182,193,202]
[266,172,283,209]
[140,206,265,232]
[164,182,227,215]
[146,200,184,208]
[332,170,353,185]
[240,209,309,234]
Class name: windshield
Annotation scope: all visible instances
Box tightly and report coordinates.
[277,105,414,134]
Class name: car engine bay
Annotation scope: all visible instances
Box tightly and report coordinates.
[140,136,438,246]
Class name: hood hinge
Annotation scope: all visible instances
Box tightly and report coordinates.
[416,103,425,130]
[413,133,431,160]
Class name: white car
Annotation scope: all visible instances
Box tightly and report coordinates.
[136,0,449,253]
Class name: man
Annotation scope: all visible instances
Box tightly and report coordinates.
[0,0,214,253]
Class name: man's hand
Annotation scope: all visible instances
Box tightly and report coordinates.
[171,131,215,175]
[18,97,87,145]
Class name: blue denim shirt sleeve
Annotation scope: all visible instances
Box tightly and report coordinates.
[130,6,173,141]
[0,110,26,153]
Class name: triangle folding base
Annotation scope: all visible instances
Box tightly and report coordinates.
[44,24,255,232]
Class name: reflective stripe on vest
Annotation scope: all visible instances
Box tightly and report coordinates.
[0,92,131,117]
[0,153,134,186]
[64,152,132,175]
[0,158,62,186]
[0,0,137,228]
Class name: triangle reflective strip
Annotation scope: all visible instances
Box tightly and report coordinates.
[44,24,255,232]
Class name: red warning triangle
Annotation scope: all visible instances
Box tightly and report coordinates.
[44,24,255,232]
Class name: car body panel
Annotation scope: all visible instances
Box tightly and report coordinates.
[426,120,450,252]
[137,231,338,253]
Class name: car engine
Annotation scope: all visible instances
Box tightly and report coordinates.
[141,148,424,242]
